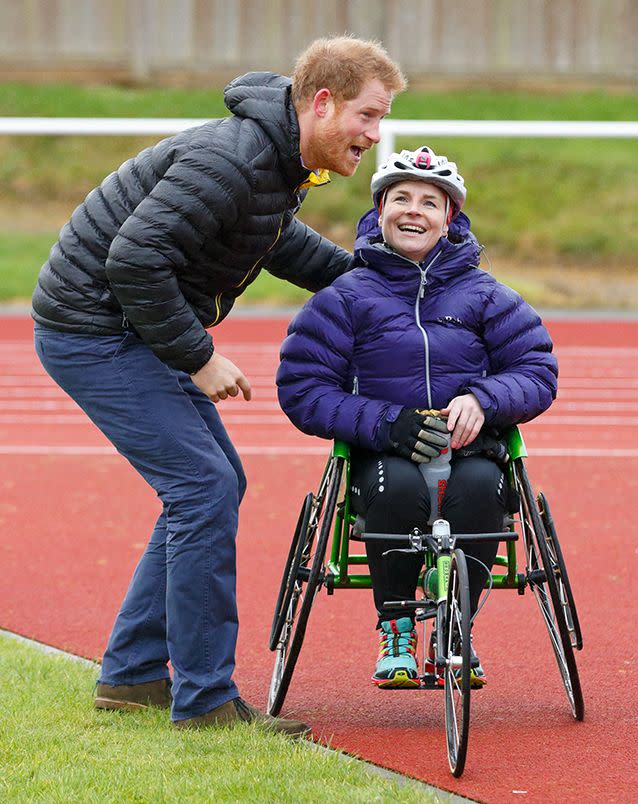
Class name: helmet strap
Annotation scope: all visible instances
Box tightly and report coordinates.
[377,190,387,216]
[445,196,455,226]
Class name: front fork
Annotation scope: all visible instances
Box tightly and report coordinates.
[434,553,452,668]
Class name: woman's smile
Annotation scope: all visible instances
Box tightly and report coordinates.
[380,181,448,263]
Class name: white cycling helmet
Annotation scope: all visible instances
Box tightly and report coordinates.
[371,146,467,217]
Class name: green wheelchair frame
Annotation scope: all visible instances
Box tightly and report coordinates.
[327,427,525,593]
[267,425,584,776]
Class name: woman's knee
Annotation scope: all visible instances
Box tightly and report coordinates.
[443,457,506,520]
[362,457,428,528]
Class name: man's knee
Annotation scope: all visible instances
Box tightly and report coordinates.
[235,466,247,504]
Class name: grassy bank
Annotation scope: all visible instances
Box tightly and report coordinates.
[0,633,431,802]
[2,82,637,306]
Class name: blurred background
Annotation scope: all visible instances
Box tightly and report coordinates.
[1,0,637,310]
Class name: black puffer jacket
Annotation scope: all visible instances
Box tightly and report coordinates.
[32,72,353,374]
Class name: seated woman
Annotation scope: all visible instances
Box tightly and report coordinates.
[276,146,558,688]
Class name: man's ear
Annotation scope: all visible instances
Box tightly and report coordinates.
[312,88,333,118]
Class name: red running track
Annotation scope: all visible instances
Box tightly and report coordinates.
[2,314,637,802]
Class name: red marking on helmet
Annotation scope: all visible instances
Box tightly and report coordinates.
[415,151,432,169]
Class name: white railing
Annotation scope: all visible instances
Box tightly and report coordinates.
[1,118,637,168]
[0,118,210,135]
[376,119,638,167]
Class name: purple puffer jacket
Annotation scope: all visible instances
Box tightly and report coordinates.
[277,209,558,451]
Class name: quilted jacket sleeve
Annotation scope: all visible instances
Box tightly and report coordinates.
[277,286,403,449]
[464,284,558,428]
[105,148,251,374]
[265,217,354,291]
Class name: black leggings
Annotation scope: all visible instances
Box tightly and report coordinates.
[350,453,508,626]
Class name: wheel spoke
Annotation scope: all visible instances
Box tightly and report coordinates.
[267,456,344,716]
[516,459,584,720]
[444,550,471,777]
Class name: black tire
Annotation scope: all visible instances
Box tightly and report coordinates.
[537,491,583,650]
[515,459,585,721]
[269,492,314,651]
[267,456,344,716]
[443,548,472,778]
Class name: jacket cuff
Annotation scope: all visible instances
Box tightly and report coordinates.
[378,404,403,448]
[183,338,215,375]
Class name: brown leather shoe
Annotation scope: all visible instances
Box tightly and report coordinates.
[174,697,310,737]
[94,678,172,711]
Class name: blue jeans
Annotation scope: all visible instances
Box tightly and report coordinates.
[34,325,246,720]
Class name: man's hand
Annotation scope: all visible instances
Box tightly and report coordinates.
[388,408,449,464]
[440,393,484,449]
[190,352,252,403]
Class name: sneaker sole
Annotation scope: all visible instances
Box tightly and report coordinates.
[372,670,420,689]
[470,672,487,689]
[94,697,153,711]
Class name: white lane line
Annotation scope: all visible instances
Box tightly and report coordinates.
[558,379,638,388]
[2,414,638,427]
[3,414,638,427]
[0,629,99,669]
[0,414,291,424]
[0,377,55,385]
[556,346,638,356]
[0,444,326,456]
[0,388,68,398]
[557,389,638,398]
[17,399,632,414]
[552,402,638,411]
[0,341,279,352]
[0,400,81,410]
[0,396,281,408]
[0,413,89,426]
[540,415,638,425]
[2,445,638,457]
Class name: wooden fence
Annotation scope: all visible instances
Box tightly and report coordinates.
[1,0,636,83]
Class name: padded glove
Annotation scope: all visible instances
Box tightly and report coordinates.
[388,408,449,464]
[455,432,510,467]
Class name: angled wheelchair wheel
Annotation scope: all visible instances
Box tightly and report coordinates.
[269,492,314,651]
[267,455,345,716]
[443,548,472,778]
[515,459,585,721]
[537,491,583,650]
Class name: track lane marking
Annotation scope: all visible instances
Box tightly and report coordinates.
[2,445,638,457]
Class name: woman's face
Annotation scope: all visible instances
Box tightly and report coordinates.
[379,180,449,263]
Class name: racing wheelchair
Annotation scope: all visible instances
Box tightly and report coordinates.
[267,426,584,777]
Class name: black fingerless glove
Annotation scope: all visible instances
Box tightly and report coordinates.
[454,431,510,467]
[388,408,450,464]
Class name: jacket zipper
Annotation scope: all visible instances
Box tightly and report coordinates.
[210,210,286,326]
[414,251,442,409]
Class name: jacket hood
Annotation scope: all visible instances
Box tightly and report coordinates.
[224,72,307,186]
[353,207,481,285]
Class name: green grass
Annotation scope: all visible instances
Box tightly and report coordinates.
[1,82,637,305]
[0,633,434,802]
[0,232,55,302]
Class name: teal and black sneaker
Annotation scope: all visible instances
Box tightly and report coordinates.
[424,627,486,689]
[372,617,420,689]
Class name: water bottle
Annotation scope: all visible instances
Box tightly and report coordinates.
[419,433,452,526]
